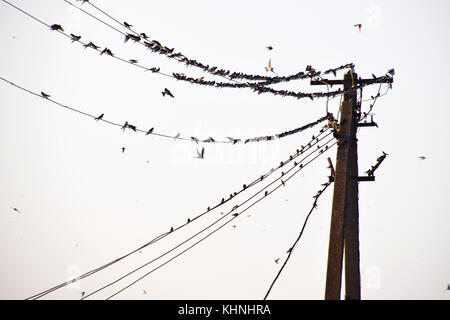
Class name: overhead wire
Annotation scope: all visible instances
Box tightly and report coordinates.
[100,139,338,300]
[263,175,333,300]
[26,128,336,300]
[67,0,354,86]
[0,75,332,145]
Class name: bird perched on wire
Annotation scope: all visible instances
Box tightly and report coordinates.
[128,59,138,64]
[50,24,64,32]
[94,113,104,121]
[173,133,180,140]
[83,41,99,50]
[100,47,114,56]
[70,34,81,42]
[146,128,154,135]
[123,21,133,29]
[354,24,362,32]
[161,88,174,98]
[41,92,51,99]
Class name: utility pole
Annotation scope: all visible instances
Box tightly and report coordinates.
[311,70,392,300]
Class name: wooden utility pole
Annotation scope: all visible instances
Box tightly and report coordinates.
[311,70,392,300]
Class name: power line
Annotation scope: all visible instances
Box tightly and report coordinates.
[68,0,354,85]
[0,75,333,145]
[100,140,337,300]
[2,0,370,101]
[26,129,335,299]
[263,175,334,300]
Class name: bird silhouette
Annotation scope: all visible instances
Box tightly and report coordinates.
[123,21,133,29]
[140,33,149,40]
[128,59,138,64]
[195,147,205,159]
[83,41,99,50]
[81,291,86,298]
[10,207,20,213]
[170,227,174,232]
[161,88,174,98]
[41,92,51,99]
[191,137,199,144]
[94,113,104,121]
[274,258,280,264]
[121,147,126,153]
[70,34,81,42]
[146,128,154,135]
[354,24,362,32]
[100,47,113,56]
[266,45,273,51]
[173,133,180,140]
[265,58,274,72]
[50,24,64,32]
[121,121,129,131]
[418,156,426,160]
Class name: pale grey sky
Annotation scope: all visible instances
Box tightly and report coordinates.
[1,0,449,300]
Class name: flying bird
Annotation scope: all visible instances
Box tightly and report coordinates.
[274,258,280,264]
[265,58,274,72]
[195,147,205,159]
[266,45,273,51]
[94,113,104,121]
[81,291,86,298]
[41,91,51,99]
[10,207,21,213]
[50,24,64,32]
[161,88,174,98]
[418,156,426,160]
[354,24,362,32]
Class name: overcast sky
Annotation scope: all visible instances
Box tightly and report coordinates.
[1,0,449,300]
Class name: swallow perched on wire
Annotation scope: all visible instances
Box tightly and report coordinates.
[41,91,51,99]
[128,59,138,64]
[123,21,133,29]
[100,47,113,56]
[173,133,180,140]
[121,121,129,131]
[94,113,104,121]
[50,24,64,32]
[146,128,154,135]
[140,32,149,40]
[83,41,99,50]
[70,34,81,42]
[161,88,174,98]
